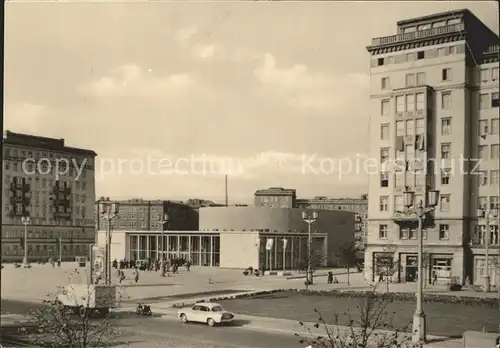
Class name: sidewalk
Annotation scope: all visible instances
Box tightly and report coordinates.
[3,264,497,304]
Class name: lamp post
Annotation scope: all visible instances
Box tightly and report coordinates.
[301,211,319,285]
[21,216,31,267]
[159,213,170,277]
[477,207,498,293]
[98,202,119,285]
[402,189,440,344]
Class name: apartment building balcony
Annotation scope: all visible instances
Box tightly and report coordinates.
[9,196,30,205]
[54,210,72,220]
[391,209,435,227]
[369,23,465,48]
[10,181,30,191]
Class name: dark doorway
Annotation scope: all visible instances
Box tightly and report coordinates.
[406,255,417,282]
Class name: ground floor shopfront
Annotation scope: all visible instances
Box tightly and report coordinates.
[364,245,500,288]
[1,224,95,262]
[97,230,329,269]
[364,245,466,285]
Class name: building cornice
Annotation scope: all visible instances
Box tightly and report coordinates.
[480,44,499,64]
[367,25,466,55]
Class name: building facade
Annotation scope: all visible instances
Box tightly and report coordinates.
[296,196,368,248]
[98,206,355,269]
[95,198,199,232]
[2,131,97,262]
[365,9,499,286]
[254,187,297,208]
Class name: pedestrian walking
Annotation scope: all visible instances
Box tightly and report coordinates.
[134,268,139,283]
[119,270,125,284]
[327,271,333,284]
[432,271,437,286]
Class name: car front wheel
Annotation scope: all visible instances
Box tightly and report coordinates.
[180,314,188,323]
[207,318,216,327]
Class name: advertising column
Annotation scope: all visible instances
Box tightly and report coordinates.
[89,244,106,284]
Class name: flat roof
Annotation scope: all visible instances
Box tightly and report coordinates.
[396,8,470,26]
[4,131,97,156]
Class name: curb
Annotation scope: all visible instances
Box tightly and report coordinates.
[264,271,293,276]
[286,270,358,280]
[170,289,290,309]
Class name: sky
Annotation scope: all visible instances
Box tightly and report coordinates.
[4,1,499,204]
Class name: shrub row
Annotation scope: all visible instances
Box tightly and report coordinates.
[291,289,498,308]
[171,288,498,308]
[171,289,289,308]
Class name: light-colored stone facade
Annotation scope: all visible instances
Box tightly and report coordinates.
[365,9,499,286]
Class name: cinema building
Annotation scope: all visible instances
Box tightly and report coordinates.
[97,206,355,269]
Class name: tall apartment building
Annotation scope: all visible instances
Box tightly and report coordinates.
[2,131,97,262]
[95,198,199,232]
[254,187,297,208]
[365,9,499,285]
[296,196,368,248]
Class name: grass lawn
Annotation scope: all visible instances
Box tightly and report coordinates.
[218,291,500,337]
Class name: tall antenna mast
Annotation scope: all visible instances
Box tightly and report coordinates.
[225,174,228,207]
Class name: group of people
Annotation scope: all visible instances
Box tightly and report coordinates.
[111,257,192,282]
[327,271,339,284]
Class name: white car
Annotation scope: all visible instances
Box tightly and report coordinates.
[177,302,235,327]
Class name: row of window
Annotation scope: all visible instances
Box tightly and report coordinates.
[378,224,499,242]
[379,195,500,213]
[302,204,367,212]
[4,189,88,205]
[4,216,90,227]
[381,117,500,140]
[380,143,500,162]
[2,243,90,256]
[4,175,89,191]
[375,44,464,67]
[379,169,500,188]
[381,92,499,116]
[4,161,89,179]
[3,229,92,239]
[3,148,92,165]
[382,67,500,91]
[401,18,462,33]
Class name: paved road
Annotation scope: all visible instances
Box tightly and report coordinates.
[1,299,303,348]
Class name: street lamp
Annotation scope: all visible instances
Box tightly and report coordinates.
[21,215,31,267]
[158,213,170,277]
[403,189,440,344]
[477,207,499,293]
[301,211,319,285]
[98,201,119,285]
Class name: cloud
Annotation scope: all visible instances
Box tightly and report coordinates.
[253,53,369,112]
[94,147,371,184]
[92,146,371,202]
[174,28,197,44]
[4,103,49,135]
[82,64,198,100]
[196,44,216,59]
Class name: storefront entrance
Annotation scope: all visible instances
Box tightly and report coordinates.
[432,257,452,284]
[405,255,417,282]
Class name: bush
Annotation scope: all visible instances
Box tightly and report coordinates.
[243,270,249,276]
[290,289,497,308]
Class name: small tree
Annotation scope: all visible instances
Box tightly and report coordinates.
[295,286,423,348]
[374,243,400,293]
[294,248,326,291]
[337,241,359,286]
[17,269,125,348]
